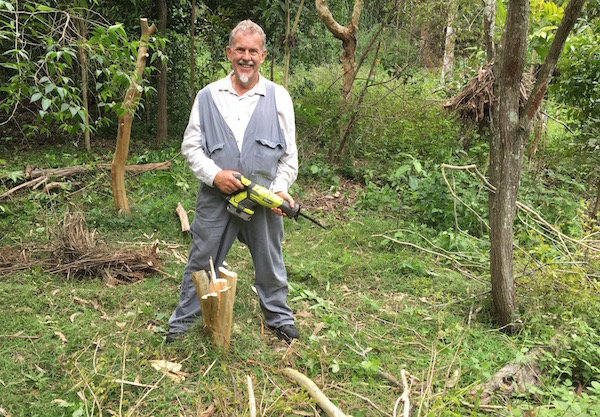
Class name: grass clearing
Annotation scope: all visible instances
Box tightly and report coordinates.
[1,142,599,416]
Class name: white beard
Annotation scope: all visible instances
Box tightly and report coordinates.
[238,74,250,84]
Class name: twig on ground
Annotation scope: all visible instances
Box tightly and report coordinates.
[335,384,392,417]
[119,307,137,417]
[417,329,439,416]
[73,347,103,416]
[442,164,599,253]
[0,332,41,339]
[372,233,486,284]
[113,379,155,389]
[393,370,411,417]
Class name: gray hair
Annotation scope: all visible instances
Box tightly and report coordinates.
[229,20,266,52]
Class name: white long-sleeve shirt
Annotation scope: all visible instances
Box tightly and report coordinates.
[181,73,298,194]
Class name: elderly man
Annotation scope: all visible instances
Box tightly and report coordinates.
[166,20,299,344]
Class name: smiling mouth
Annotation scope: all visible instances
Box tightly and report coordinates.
[238,60,254,69]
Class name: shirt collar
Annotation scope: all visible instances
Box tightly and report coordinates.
[218,72,266,97]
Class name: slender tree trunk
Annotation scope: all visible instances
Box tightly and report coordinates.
[489,0,529,327]
[284,0,291,88]
[483,0,496,61]
[77,18,91,151]
[112,19,157,214]
[440,0,457,84]
[419,23,433,68]
[156,0,168,145]
[593,179,600,220]
[489,0,586,328]
[190,0,196,105]
[283,0,305,89]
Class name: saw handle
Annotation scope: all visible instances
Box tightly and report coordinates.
[278,198,301,220]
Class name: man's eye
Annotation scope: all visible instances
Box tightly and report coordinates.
[236,49,259,56]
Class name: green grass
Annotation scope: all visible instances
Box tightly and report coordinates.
[1,141,599,416]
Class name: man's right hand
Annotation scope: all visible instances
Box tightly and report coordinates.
[213,170,244,195]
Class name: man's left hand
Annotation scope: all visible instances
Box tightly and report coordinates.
[272,191,294,217]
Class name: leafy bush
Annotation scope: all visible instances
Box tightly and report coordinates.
[542,319,600,386]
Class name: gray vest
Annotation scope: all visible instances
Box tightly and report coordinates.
[196,81,286,188]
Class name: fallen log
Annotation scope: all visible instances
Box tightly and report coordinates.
[28,161,172,179]
[1,161,171,200]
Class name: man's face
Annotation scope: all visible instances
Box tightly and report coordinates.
[226,31,266,88]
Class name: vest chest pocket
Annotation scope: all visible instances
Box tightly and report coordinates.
[250,137,286,183]
[205,141,225,157]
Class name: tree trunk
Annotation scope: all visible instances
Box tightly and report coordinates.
[156,0,168,145]
[76,18,91,151]
[489,0,586,328]
[315,0,362,101]
[440,0,457,84]
[483,0,496,62]
[283,0,305,89]
[111,18,157,214]
[190,0,196,106]
[593,179,600,220]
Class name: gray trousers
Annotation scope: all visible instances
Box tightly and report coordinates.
[168,186,294,334]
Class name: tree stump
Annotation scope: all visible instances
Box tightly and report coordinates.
[191,264,238,349]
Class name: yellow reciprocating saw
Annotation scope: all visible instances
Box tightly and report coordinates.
[226,175,326,229]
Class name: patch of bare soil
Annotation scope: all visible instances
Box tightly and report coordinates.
[300,178,363,218]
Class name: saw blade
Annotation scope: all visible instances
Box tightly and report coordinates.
[299,211,327,230]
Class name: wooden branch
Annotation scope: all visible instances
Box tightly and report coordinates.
[43,181,83,193]
[351,0,363,27]
[522,0,585,122]
[22,162,171,179]
[440,163,600,253]
[175,202,190,234]
[247,375,257,417]
[282,367,349,417]
[315,0,348,38]
[0,176,46,200]
[1,162,171,200]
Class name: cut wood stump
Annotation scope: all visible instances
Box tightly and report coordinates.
[191,262,238,349]
[175,202,190,234]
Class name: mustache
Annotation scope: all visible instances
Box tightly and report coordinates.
[237,59,254,66]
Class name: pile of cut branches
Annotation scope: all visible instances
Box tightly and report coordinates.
[47,212,161,284]
[443,62,534,122]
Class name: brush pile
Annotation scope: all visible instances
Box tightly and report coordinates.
[443,62,534,122]
[48,212,160,284]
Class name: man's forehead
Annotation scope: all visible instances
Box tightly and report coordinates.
[232,31,262,44]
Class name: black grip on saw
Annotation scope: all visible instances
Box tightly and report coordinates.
[278,198,301,220]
